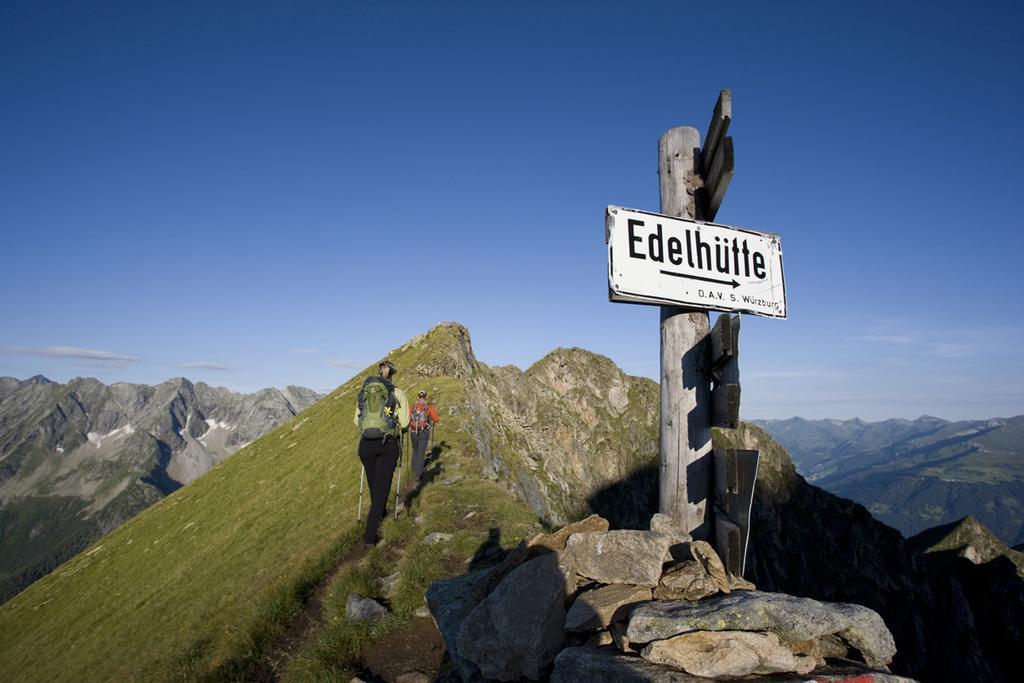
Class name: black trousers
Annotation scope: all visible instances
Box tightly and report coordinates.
[358,436,399,544]
[411,429,430,479]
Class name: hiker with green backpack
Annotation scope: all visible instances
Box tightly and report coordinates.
[353,359,409,545]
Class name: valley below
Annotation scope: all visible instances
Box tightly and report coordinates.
[755,416,1024,545]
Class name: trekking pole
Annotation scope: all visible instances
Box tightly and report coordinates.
[394,432,404,519]
[357,465,365,522]
[429,402,436,457]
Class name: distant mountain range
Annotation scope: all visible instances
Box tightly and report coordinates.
[754,415,1024,545]
[0,375,320,602]
[1,324,1020,682]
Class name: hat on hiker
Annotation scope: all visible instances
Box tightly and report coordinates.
[379,359,397,376]
[418,390,427,397]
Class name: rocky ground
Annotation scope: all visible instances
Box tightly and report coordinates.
[418,513,912,682]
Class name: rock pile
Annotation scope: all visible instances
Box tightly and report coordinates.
[427,514,913,682]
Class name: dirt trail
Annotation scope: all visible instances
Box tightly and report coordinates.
[255,478,444,682]
[256,542,369,682]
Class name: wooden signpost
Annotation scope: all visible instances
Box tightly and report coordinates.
[606,90,786,576]
[656,125,712,540]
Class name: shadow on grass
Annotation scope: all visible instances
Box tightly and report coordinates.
[424,438,450,470]
[468,527,505,572]
[401,440,451,510]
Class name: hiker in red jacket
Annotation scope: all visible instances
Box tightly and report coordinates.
[409,390,441,480]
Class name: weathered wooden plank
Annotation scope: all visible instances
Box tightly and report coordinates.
[711,383,741,429]
[711,313,740,428]
[713,448,760,576]
[734,449,758,576]
[713,447,738,496]
[711,313,739,368]
[701,89,732,174]
[658,126,712,538]
[703,136,734,221]
[714,514,743,576]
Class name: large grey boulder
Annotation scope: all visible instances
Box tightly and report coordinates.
[641,631,815,677]
[457,553,567,680]
[551,647,708,682]
[565,584,652,632]
[654,560,718,601]
[649,513,692,562]
[537,513,611,553]
[627,591,897,668]
[471,514,608,601]
[552,647,917,683]
[566,531,670,587]
[689,540,730,594]
[426,568,489,681]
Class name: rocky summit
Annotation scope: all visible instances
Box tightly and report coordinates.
[430,512,908,682]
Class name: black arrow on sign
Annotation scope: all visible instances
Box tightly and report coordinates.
[660,269,740,288]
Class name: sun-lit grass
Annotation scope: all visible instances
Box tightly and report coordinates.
[281,378,540,681]
[0,323,512,682]
[0,375,367,681]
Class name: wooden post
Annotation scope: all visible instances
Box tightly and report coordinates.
[658,127,712,539]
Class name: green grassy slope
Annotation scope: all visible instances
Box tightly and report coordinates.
[1,381,358,681]
[0,323,539,682]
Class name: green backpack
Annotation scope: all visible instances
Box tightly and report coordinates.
[357,376,399,440]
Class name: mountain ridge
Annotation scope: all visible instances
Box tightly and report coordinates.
[0,321,551,680]
[0,374,321,602]
[908,515,1024,579]
[1,323,1019,681]
[755,414,1024,545]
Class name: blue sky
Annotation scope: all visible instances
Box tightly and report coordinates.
[1,1,1021,420]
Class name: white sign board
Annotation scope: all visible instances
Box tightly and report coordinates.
[606,206,787,319]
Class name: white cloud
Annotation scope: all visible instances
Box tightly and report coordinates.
[849,332,974,360]
[178,361,232,370]
[928,343,971,358]
[1,345,139,365]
